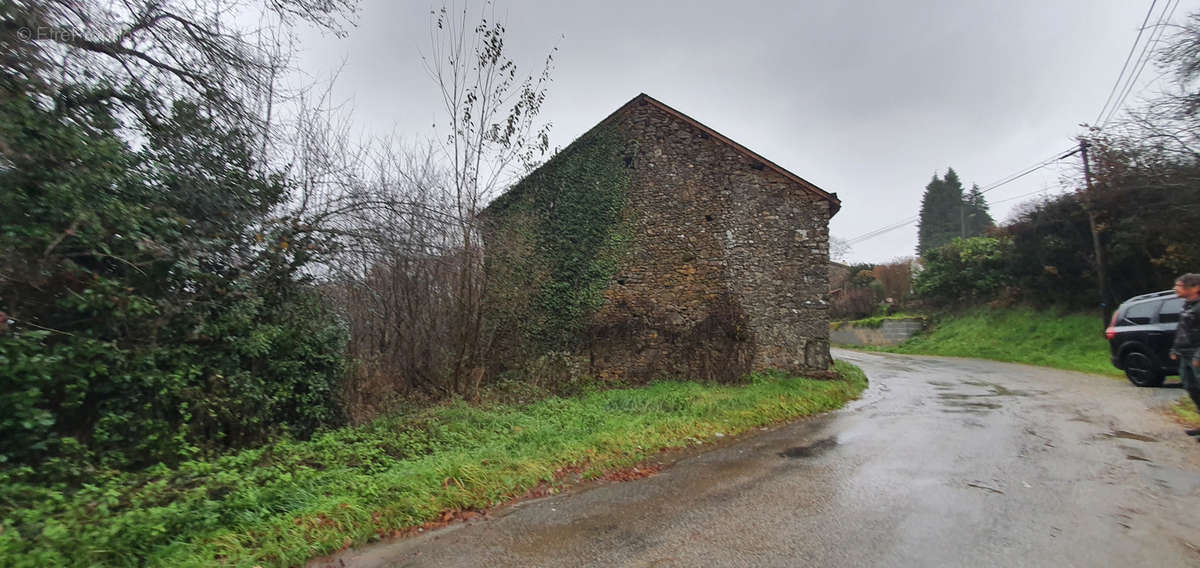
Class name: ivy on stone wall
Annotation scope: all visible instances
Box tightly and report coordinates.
[484,124,636,355]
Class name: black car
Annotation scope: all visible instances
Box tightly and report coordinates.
[1106,290,1186,387]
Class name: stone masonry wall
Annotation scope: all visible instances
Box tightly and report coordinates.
[829,318,925,347]
[585,99,831,381]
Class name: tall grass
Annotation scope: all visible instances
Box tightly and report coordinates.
[878,307,1118,377]
[0,362,866,567]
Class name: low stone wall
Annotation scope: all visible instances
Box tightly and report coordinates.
[829,318,925,347]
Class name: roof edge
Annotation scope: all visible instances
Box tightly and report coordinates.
[617,93,841,216]
[487,92,843,218]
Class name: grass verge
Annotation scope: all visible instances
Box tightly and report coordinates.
[1171,396,1200,428]
[0,361,866,567]
[856,307,1119,377]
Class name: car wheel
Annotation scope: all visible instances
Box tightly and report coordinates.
[1123,350,1165,387]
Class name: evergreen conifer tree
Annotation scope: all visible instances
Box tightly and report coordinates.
[964,183,995,236]
[917,169,963,255]
[917,169,993,255]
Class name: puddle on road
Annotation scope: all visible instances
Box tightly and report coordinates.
[1103,430,1159,443]
[930,379,1034,397]
[927,378,1034,414]
[939,400,1003,413]
[926,379,1012,413]
[961,380,1035,397]
[779,437,838,458]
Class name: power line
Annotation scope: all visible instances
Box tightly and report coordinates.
[989,187,1067,206]
[845,215,919,245]
[845,4,1179,252]
[843,146,1077,246]
[1104,0,1178,125]
[1102,0,1180,126]
[844,221,916,246]
[1094,0,1158,125]
[976,146,1078,195]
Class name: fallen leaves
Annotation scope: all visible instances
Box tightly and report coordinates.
[602,464,663,482]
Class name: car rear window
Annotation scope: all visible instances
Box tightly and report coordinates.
[1123,300,1157,324]
[1159,298,1185,323]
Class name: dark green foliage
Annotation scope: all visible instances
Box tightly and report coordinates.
[1088,154,1200,302]
[917,169,963,255]
[1002,192,1100,306]
[915,164,1200,309]
[1007,165,1200,306]
[913,236,1013,303]
[483,125,635,356]
[917,169,992,256]
[964,184,995,236]
[0,91,347,471]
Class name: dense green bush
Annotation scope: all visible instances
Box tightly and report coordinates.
[0,92,347,471]
[915,173,1200,310]
[913,236,1013,303]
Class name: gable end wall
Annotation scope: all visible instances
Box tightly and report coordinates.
[586,101,831,380]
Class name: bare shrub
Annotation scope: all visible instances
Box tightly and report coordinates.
[286,2,556,418]
[831,288,877,320]
[872,259,915,306]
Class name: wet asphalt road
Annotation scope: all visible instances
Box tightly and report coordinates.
[327,349,1200,567]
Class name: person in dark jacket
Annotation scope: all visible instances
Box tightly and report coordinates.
[1170,273,1200,436]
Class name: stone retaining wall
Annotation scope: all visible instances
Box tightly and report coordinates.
[829,318,925,347]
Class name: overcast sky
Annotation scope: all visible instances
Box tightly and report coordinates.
[294,0,1196,263]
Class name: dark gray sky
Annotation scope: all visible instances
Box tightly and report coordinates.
[295,0,1195,263]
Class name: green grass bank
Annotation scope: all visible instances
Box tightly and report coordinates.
[0,362,867,567]
[850,307,1119,377]
[829,312,925,330]
[1172,398,1200,428]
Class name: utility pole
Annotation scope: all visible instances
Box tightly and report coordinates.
[960,198,966,239]
[1079,140,1110,327]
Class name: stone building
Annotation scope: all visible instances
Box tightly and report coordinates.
[829,261,854,296]
[482,93,841,382]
